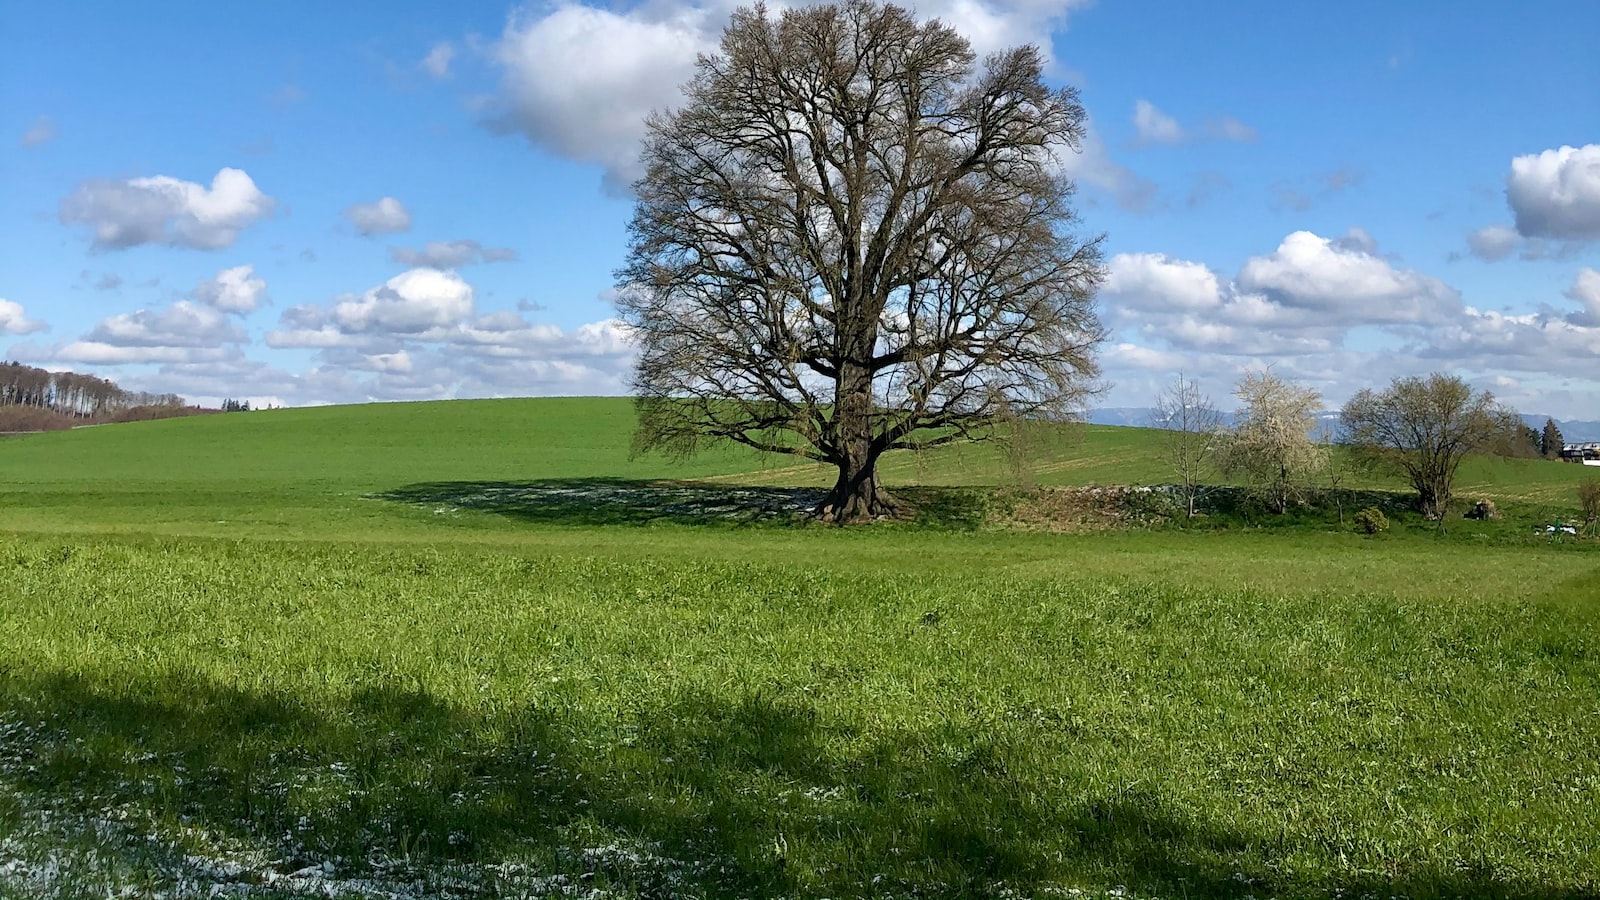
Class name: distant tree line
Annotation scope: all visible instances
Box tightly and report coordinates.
[0,361,204,432]
[1,362,186,418]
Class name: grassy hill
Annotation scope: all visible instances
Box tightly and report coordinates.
[1,398,1598,899]
[1,396,1591,541]
[0,397,757,540]
[1,396,1170,493]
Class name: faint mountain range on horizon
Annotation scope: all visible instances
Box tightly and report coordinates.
[1517,414,1600,445]
[1085,408,1600,443]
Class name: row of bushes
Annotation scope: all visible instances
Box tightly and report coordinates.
[1112,483,1598,539]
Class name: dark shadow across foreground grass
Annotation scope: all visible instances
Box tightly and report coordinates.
[2,671,1593,899]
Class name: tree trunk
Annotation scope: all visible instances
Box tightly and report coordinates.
[1417,479,1447,520]
[815,361,899,523]
[817,446,898,523]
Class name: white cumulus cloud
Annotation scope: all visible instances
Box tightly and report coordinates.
[1102,229,1463,363]
[84,301,244,348]
[190,264,268,314]
[487,0,1095,190]
[0,299,46,335]
[1415,306,1600,375]
[1132,100,1182,145]
[59,168,275,251]
[490,3,710,187]
[1565,267,1600,327]
[329,268,476,334]
[343,197,413,236]
[1098,235,1600,414]
[1507,144,1600,240]
[54,344,238,366]
[1466,225,1521,261]
[44,300,249,367]
[363,350,415,373]
[259,265,638,402]
[1236,230,1458,325]
[1103,253,1222,311]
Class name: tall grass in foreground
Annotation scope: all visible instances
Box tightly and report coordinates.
[2,537,1597,898]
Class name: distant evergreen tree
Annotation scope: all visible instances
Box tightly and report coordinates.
[1541,418,1564,459]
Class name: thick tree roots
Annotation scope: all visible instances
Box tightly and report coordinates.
[812,486,906,524]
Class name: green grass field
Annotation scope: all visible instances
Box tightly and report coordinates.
[1,398,1597,899]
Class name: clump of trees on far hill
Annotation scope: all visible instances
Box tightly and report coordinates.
[617,0,1105,523]
[0,361,203,432]
[1,362,173,418]
[1506,421,1543,459]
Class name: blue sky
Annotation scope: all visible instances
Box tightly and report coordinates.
[2,0,1597,416]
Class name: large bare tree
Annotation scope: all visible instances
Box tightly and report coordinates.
[616,0,1105,522]
[1340,373,1512,519]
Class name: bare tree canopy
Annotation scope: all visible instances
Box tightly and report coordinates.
[1340,373,1512,519]
[1152,373,1221,518]
[616,0,1105,522]
[1219,370,1324,515]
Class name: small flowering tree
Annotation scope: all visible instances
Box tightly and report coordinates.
[1219,370,1324,514]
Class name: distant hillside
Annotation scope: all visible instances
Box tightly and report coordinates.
[0,397,1592,545]
[1519,414,1600,444]
[1083,407,1164,428]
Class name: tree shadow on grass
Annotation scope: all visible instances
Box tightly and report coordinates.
[2,672,1594,899]
[376,478,825,527]
[373,479,993,529]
